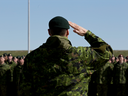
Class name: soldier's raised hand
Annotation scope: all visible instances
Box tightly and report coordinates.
[68,21,88,36]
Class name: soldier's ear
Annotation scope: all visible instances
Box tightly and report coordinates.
[66,30,69,38]
[48,29,52,36]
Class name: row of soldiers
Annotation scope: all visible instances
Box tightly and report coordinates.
[0,53,128,96]
[88,54,128,96]
[0,53,25,96]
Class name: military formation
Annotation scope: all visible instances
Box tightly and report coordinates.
[1,52,128,96]
[1,16,128,96]
[88,55,128,96]
[0,53,25,96]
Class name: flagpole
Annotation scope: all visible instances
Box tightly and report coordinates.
[28,0,30,53]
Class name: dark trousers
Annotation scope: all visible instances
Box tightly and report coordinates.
[113,84,128,96]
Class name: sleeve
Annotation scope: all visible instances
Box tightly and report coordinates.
[85,30,113,54]
[76,30,113,70]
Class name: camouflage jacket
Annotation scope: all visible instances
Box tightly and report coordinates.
[13,64,24,85]
[0,63,11,85]
[20,30,113,96]
[113,62,128,84]
[6,61,17,82]
[111,61,116,65]
[95,61,114,84]
[6,60,17,68]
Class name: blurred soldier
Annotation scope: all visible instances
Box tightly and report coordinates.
[3,53,8,63]
[22,55,26,60]
[111,55,116,64]
[108,58,112,63]
[126,56,128,63]
[0,55,11,96]
[18,56,24,66]
[88,58,113,96]
[7,53,13,63]
[7,53,17,68]
[115,57,119,63]
[6,54,17,96]
[13,56,24,96]
[13,56,18,65]
[113,54,128,96]
[20,16,113,96]
[16,56,21,64]
[95,60,114,96]
[124,57,126,63]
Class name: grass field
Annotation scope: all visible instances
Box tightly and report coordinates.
[0,50,128,57]
[0,50,29,57]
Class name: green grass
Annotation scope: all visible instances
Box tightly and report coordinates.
[113,50,128,57]
[0,50,29,57]
[0,50,128,57]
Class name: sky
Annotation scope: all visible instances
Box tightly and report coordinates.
[0,0,128,51]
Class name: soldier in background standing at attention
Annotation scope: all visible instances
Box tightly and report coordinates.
[0,55,11,96]
[113,54,128,96]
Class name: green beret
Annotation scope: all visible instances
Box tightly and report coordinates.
[112,54,115,57]
[22,55,25,57]
[118,54,123,58]
[13,56,17,59]
[0,55,4,57]
[3,53,7,57]
[7,53,12,56]
[49,16,69,29]
[16,56,20,59]
[19,56,24,60]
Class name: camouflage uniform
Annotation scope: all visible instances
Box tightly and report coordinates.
[13,64,24,96]
[6,61,17,95]
[6,60,17,82]
[88,70,97,96]
[111,61,116,65]
[113,62,128,96]
[95,61,114,96]
[20,31,113,96]
[0,63,11,96]
[3,53,8,64]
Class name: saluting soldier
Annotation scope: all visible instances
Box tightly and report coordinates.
[20,16,113,96]
[0,55,11,96]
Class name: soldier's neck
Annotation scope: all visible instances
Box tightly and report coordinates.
[8,60,12,63]
[119,61,123,64]
[0,62,4,65]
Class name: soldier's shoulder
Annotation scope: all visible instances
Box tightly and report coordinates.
[2,63,11,70]
[25,46,42,59]
[123,62,128,66]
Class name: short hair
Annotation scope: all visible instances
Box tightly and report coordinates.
[49,28,67,36]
